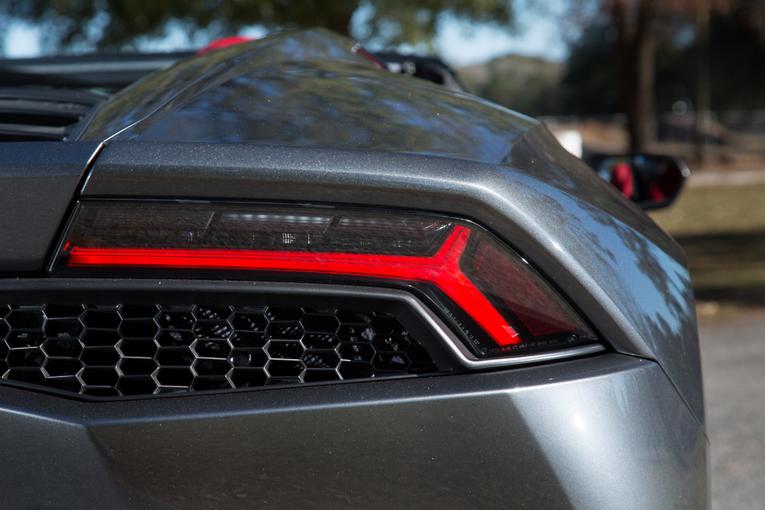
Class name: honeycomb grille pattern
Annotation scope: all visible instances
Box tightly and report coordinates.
[0,303,439,397]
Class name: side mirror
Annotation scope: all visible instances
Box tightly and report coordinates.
[595,154,690,210]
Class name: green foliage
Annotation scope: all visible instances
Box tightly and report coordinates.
[360,0,513,46]
[557,23,620,115]
[460,54,562,116]
[461,2,765,118]
[0,0,513,52]
[556,10,765,116]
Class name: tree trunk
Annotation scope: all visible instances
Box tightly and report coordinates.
[694,4,710,164]
[612,0,656,154]
[629,23,655,153]
[323,6,355,36]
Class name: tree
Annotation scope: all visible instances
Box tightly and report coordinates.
[608,0,657,153]
[461,54,563,116]
[558,24,621,115]
[0,1,513,53]
[562,0,765,155]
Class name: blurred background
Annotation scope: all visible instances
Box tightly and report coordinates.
[1,0,763,507]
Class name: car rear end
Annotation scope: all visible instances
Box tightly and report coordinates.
[0,30,706,509]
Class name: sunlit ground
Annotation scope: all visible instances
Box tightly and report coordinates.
[650,182,765,312]
[651,181,765,508]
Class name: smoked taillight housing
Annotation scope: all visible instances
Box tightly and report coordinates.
[54,202,598,359]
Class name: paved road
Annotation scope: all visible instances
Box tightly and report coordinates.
[700,309,765,509]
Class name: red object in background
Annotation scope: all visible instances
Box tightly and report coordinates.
[648,165,681,202]
[610,162,635,199]
[197,36,254,55]
[350,43,385,68]
[198,35,385,69]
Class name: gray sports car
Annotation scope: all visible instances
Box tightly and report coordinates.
[0,29,705,508]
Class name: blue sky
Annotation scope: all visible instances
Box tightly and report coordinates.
[2,12,567,66]
[436,17,567,65]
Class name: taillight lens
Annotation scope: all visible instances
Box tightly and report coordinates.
[54,202,597,358]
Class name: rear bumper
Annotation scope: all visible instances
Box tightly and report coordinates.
[0,353,705,509]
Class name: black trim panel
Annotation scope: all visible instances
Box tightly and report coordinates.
[0,279,462,400]
[0,142,99,273]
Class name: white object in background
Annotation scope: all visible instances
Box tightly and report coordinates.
[552,129,583,159]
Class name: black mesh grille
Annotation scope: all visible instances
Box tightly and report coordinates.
[0,304,439,398]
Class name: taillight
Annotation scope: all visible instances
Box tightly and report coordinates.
[53,202,598,359]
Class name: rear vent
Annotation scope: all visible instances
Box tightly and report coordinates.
[0,88,103,142]
[0,303,440,398]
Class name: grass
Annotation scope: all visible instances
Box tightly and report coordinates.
[650,183,765,309]
[650,184,765,235]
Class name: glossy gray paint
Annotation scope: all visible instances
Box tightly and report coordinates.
[73,29,703,422]
[0,142,99,272]
[78,29,537,163]
[0,28,705,507]
[0,353,705,509]
[82,139,704,425]
[0,278,603,392]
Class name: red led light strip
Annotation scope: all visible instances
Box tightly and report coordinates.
[65,226,521,346]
